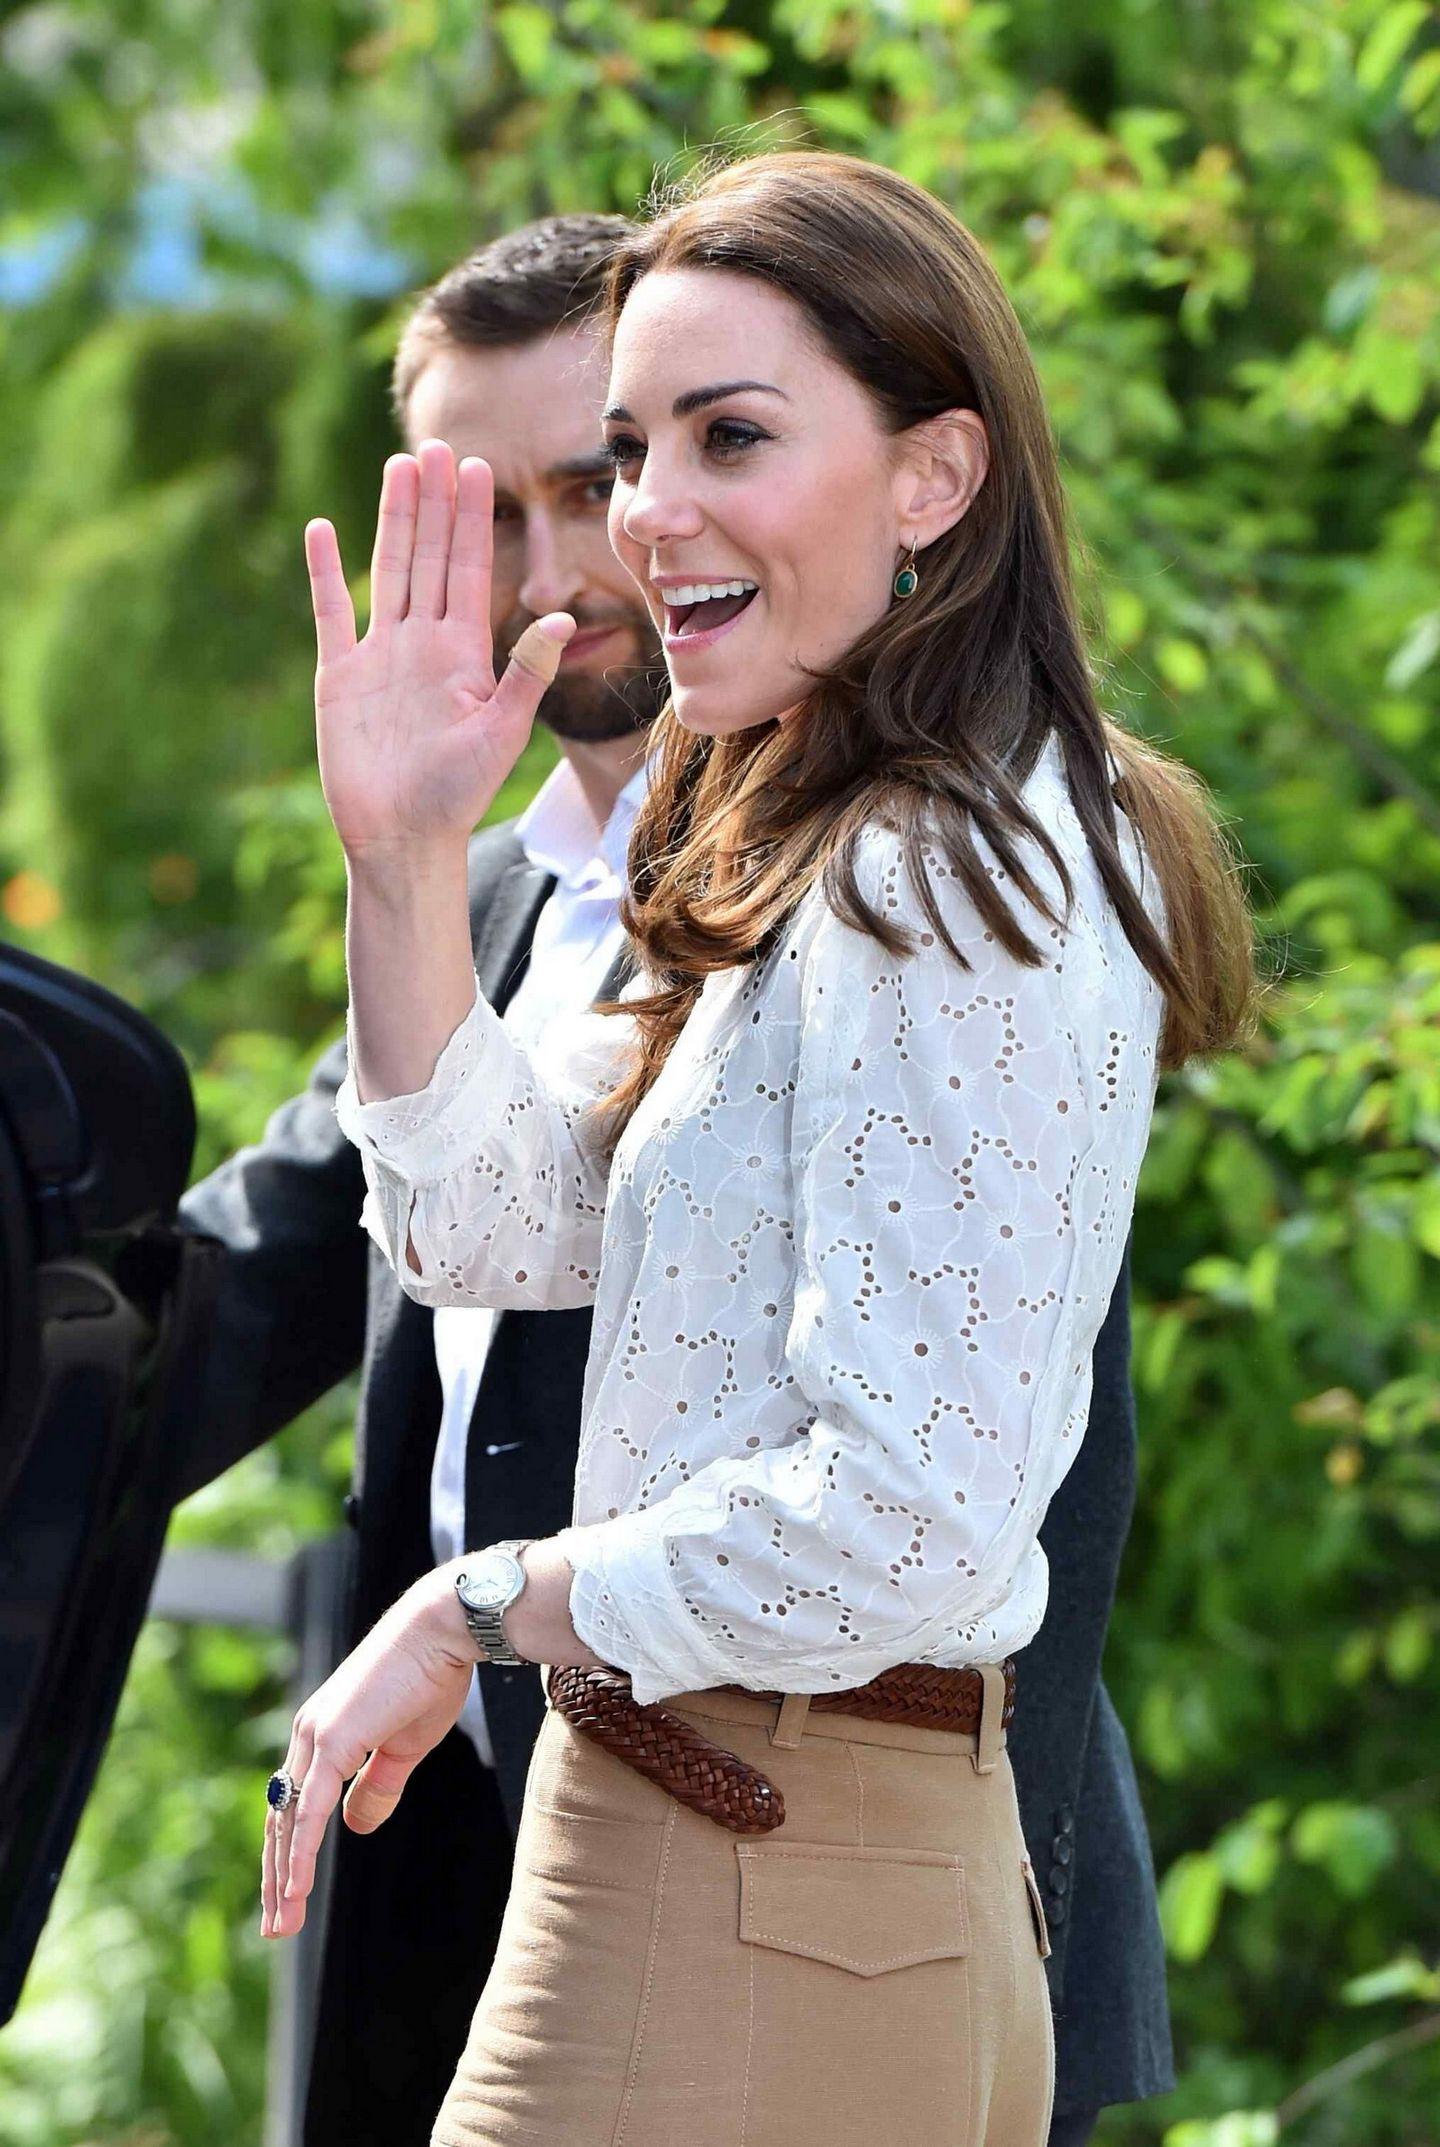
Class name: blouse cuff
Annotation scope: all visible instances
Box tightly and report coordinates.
[333,975,499,1187]
[555,1514,738,1707]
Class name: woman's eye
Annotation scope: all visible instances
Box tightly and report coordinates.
[706,420,766,459]
[601,421,766,472]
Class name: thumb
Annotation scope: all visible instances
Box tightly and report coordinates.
[342,1747,421,1834]
[491,613,576,725]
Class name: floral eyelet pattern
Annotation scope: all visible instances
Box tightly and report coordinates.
[336,736,1165,1704]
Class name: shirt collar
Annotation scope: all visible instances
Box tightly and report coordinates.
[515,753,650,891]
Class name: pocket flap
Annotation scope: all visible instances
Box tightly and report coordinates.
[1021,1855,1052,1960]
[736,1841,970,1977]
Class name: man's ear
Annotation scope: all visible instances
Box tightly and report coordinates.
[894,408,989,554]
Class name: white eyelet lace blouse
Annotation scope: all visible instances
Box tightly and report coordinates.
[334,734,1167,1705]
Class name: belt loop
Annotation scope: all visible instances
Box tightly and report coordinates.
[770,1692,811,1748]
[972,1664,1008,1776]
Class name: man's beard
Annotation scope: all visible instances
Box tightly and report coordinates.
[496,608,667,743]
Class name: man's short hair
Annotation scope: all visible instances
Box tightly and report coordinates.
[391,212,636,425]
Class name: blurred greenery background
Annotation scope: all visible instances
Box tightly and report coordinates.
[2,0,1439,2140]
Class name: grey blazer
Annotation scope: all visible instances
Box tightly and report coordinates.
[178,821,1174,2138]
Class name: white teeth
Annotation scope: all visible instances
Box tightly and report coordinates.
[664,579,758,607]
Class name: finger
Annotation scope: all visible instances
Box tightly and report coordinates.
[305,520,357,666]
[261,1806,280,1937]
[490,613,576,731]
[342,1746,423,1835]
[408,439,457,619]
[369,454,419,627]
[510,618,570,684]
[276,1751,346,1931]
[445,457,495,650]
[278,1719,316,1904]
[263,1717,308,1936]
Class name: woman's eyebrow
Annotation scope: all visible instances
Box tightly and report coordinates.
[602,381,788,424]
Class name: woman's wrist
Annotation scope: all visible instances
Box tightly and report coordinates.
[415,1544,608,1672]
[505,1538,605,1667]
[409,1564,479,1666]
[344,835,471,894]
[344,843,478,1103]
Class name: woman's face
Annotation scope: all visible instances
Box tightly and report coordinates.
[603,269,909,736]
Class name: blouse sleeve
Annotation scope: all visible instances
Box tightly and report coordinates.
[333,974,636,1311]
[557,825,1136,1702]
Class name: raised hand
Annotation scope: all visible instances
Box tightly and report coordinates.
[306,439,575,856]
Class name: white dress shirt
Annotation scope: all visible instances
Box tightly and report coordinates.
[429,755,648,1766]
[338,733,1166,1707]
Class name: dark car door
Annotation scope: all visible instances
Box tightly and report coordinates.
[0,939,220,2022]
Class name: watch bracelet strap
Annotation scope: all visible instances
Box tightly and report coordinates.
[457,1538,536,1665]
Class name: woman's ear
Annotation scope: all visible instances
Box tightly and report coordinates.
[894,409,989,553]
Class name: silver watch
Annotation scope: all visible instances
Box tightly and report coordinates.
[453,1539,535,1665]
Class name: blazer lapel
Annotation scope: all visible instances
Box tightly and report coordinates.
[473,861,555,1014]
[474,856,637,1016]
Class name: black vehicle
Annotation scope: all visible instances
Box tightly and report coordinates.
[0,939,221,2022]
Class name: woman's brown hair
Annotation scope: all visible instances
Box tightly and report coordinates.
[592,150,1258,1147]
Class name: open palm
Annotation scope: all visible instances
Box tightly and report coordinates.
[306,439,574,852]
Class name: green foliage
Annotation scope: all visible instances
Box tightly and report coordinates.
[0,1391,353,2146]
[0,1622,283,2147]
[2,1,1438,2141]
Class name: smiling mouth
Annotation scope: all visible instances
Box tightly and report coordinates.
[665,587,760,639]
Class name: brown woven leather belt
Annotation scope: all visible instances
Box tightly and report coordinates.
[545,1659,1017,1836]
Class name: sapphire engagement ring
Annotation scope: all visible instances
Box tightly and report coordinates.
[266,1769,300,1814]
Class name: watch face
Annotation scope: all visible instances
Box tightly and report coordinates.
[458,1552,524,1611]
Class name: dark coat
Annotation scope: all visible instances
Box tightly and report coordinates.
[178,821,1174,2139]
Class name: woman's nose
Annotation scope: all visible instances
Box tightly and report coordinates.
[620,459,704,551]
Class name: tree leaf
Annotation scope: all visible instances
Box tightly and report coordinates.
[1160,1851,1225,1960]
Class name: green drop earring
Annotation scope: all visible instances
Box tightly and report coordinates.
[893,541,920,600]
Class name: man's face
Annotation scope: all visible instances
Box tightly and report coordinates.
[404,325,663,743]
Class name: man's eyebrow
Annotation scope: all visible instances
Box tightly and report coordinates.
[547,451,617,482]
[492,452,615,508]
[602,381,788,423]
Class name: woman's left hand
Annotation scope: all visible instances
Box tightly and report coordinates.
[262,1568,475,1939]
[262,1538,604,1938]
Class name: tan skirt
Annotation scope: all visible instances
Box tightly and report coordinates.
[432,1674,1054,2147]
